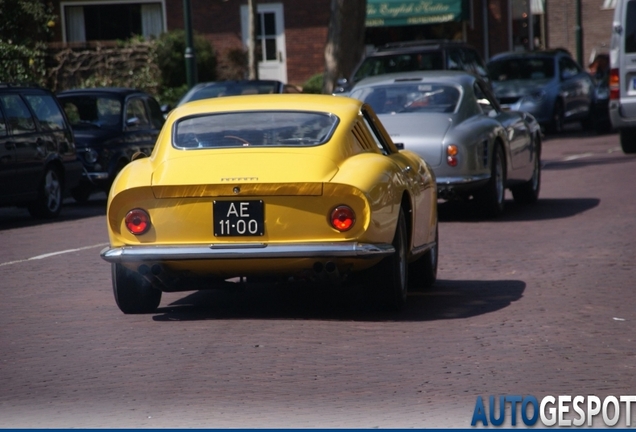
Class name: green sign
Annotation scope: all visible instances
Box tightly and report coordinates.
[366,0,466,27]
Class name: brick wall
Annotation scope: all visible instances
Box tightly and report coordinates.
[546,0,614,67]
[165,0,330,87]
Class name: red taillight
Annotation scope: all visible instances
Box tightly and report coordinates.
[447,144,459,167]
[609,68,620,100]
[330,205,355,232]
[125,208,151,235]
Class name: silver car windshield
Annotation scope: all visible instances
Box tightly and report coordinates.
[351,84,460,114]
[178,82,281,106]
[488,58,555,81]
[173,111,339,149]
[352,52,445,82]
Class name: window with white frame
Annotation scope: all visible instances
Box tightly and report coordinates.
[602,0,618,9]
[63,1,164,43]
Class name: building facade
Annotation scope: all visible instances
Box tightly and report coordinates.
[48,0,617,87]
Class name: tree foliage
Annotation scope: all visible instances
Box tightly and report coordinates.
[0,0,56,83]
[154,30,217,88]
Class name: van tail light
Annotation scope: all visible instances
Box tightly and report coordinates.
[609,68,620,100]
[330,205,355,232]
[125,208,151,235]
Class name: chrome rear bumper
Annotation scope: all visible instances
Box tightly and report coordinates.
[101,242,395,263]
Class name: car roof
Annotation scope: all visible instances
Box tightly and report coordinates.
[193,80,284,87]
[371,39,477,55]
[170,93,363,120]
[57,87,148,97]
[0,83,51,93]
[488,49,571,62]
[352,70,477,89]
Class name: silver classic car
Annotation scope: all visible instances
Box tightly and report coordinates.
[349,71,542,217]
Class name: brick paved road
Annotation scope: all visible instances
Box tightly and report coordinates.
[0,127,634,428]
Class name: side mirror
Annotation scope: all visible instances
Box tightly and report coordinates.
[394,142,405,150]
[160,104,171,114]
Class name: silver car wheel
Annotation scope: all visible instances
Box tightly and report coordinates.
[44,169,62,212]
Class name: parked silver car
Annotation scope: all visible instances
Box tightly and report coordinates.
[487,50,594,133]
[349,71,542,217]
[177,80,300,107]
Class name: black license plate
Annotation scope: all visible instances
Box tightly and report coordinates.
[213,200,264,237]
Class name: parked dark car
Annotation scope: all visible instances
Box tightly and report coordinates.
[177,80,300,107]
[487,50,595,133]
[334,40,490,95]
[57,88,165,202]
[0,83,83,218]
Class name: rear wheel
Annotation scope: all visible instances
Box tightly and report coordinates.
[476,144,506,218]
[71,183,93,203]
[620,128,636,154]
[27,165,63,219]
[549,99,564,134]
[112,264,161,314]
[511,137,541,204]
[409,224,438,290]
[377,208,408,310]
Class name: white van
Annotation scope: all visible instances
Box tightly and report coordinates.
[609,0,636,153]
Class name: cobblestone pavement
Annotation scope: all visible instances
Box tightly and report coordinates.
[0,127,634,428]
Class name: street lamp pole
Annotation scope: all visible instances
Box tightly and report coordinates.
[183,0,197,89]
[575,0,583,65]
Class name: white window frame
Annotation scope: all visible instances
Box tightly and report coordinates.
[602,0,618,9]
[60,0,167,43]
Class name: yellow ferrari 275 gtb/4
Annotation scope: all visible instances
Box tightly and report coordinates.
[100,94,438,313]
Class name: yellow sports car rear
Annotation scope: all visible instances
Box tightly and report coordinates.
[101,94,438,313]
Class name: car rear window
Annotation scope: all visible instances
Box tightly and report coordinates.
[350,83,461,114]
[173,111,339,149]
[488,57,555,81]
[352,52,444,82]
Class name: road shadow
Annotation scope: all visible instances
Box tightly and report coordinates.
[542,152,636,171]
[438,197,599,223]
[0,194,107,231]
[151,278,525,322]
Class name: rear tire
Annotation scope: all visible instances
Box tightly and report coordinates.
[112,264,161,314]
[476,144,506,218]
[377,208,408,310]
[549,99,564,134]
[27,165,63,219]
[409,224,438,290]
[71,183,93,203]
[620,128,636,154]
[511,137,541,204]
